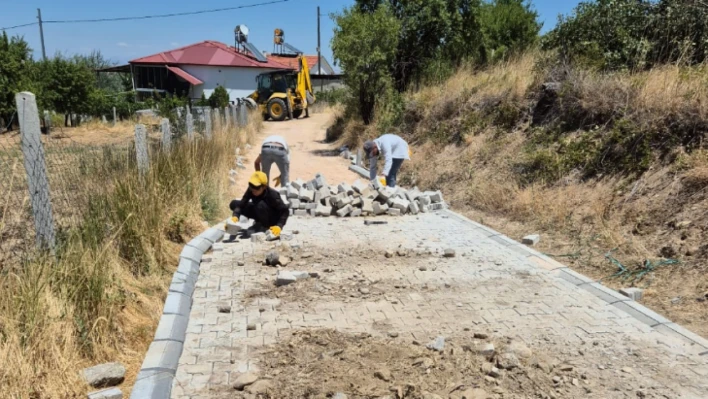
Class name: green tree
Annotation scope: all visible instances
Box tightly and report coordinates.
[331,5,401,124]
[38,55,96,126]
[480,0,542,62]
[208,86,230,108]
[196,92,209,107]
[538,0,708,70]
[73,51,125,92]
[443,0,486,65]
[356,0,457,91]
[355,0,540,90]
[0,33,34,129]
[649,0,708,66]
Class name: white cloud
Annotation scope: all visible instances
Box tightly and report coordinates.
[117,42,130,48]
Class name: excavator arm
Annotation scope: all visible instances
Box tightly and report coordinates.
[297,56,315,107]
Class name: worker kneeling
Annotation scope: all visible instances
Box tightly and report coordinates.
[229,171,289,238]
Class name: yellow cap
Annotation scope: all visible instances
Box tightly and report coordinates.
[248,171,268,187]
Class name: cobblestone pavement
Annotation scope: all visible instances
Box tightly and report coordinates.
[172,211,708,399]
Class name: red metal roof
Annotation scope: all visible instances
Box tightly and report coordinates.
[267,54,321,70]
[166,66,203,85]
[130,41,292,69]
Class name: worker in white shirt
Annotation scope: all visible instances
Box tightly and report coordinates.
[254,135,290,187]
[362,134,411,188]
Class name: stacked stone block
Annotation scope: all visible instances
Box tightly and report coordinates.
[278,175,447,218]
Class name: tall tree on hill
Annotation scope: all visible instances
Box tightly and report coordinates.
[355,0,540,91]
[332,5,400,124]
[480,0,542,62]
[356,0,456,91]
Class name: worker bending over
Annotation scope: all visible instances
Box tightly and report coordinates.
[254,135,290,187]
[363,134,410,188]
[229,171,289,238]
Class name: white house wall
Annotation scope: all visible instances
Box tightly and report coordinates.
[180,65,280,102]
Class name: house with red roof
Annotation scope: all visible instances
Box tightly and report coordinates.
[127,40,293,103]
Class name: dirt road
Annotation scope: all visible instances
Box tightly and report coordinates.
[232,111,357,190]
[160,111,708,399]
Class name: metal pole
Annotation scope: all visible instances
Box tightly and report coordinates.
[317,6,323,93]
[37,8,47,61]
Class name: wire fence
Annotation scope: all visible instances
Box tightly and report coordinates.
[0,92,251,271]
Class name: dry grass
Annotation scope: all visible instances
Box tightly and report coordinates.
[562,63,708,134]
[336,53,708,337]
[0,111,260,398]
[413,52,536,119]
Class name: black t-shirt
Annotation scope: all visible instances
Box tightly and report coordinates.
[239,186,289,228]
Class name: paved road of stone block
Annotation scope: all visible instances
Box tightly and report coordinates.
[171,211,708,398]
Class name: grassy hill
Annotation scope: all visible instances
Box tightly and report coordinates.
[330,52,708,337]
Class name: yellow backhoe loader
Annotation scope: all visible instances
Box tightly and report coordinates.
[244,55,316,122]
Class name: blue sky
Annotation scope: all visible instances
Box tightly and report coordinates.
[1,0,581,67]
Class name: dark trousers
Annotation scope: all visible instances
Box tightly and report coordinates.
[386,158,405,188]
[229,200,277,229]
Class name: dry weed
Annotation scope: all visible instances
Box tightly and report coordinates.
[0,110,260,398]
[333,53,708,338]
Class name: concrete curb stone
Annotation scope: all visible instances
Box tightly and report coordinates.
[154,314,189,343]
[162,292,192,317]
[176,258,199,277]
[186,237,211,253]
[557,268,596,286]
[129,220,225,398]
[179,245,203,264]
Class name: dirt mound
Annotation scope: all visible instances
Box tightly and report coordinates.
[228,329,589,399]
[241,245,451,307]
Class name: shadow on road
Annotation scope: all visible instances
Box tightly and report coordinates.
[310,148,340,157]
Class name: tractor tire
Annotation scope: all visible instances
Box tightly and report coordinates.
[293,109,303,119]
[267,98,287,122]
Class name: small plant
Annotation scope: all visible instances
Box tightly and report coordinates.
[209,86,230,109]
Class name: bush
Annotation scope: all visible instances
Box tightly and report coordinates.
[209,86,230,108]
[480,0,542,63]
[316,88,349,105]
[543,0,708,71]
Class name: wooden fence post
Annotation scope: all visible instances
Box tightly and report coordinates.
[16,92,56,251]
[135,124,149,174]
[224,106,230,129]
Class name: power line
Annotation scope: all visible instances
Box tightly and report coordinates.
[43,0,290,24]
[0,22,38,31]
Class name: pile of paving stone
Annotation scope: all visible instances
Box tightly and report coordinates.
[280,174,446,218]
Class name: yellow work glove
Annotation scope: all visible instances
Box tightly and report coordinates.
[231,216,239,223]
[273,175,282,187]
[379,176,387,186]
[408,148,412,159]
[269,226,281,237]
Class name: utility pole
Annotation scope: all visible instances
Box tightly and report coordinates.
[317,6,323,93]
[37,8,47,61]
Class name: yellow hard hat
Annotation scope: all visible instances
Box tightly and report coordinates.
[248,171,268,187]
